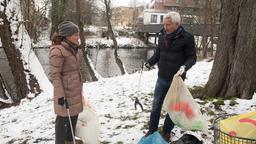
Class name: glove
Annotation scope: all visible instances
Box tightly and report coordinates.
[177,65,185,76]
[143,62,152,70]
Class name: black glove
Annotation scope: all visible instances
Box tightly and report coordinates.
[143,62,152,70]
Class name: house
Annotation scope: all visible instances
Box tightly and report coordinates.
[136,0,220,45]
[148,0,200,11]
[140,9,168,24]
[139,0,203,24]
[111,6,143,27]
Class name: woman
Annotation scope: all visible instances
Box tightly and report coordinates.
[50,21,84,144]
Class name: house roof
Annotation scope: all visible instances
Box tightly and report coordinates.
[149,0,202,9]
[143,9,170,13]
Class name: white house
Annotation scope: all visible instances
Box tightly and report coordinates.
[142,9,168,24]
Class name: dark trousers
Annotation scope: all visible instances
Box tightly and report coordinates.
[55,115,78,144]
[148,77,175,134]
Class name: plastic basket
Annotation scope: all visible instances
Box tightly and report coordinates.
[213,115,256,144]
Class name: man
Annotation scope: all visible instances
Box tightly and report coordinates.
[144,11,197,142]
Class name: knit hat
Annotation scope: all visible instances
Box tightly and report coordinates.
[58,21,79,37]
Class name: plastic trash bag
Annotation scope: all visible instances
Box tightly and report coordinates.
[170,134,202,144]
[76,104,100,144]
[138,132,168,144]
[162,74,208,131]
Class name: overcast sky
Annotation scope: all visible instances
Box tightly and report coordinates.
[112,0,152,7]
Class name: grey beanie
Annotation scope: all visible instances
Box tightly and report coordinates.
[58,21,79,37]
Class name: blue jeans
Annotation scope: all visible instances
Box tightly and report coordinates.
[148,77,174,134]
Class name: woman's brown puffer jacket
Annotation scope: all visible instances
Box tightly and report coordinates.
[50,41,83,117]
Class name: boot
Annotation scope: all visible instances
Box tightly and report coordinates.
[65,139,83,144]
[75,139,83,144]
[144,130,154,137]
[162,133,171,142]
[65,141,74,144]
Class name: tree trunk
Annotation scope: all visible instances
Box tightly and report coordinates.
[0,73,12,108]
[104,0,126,75]
[201,36,208,58]
[50,0,67,38]
[0,10,29,103]
[75,0,98,81]
[0,73,8,100]
[202,0,256,99]
[20,0,38,42]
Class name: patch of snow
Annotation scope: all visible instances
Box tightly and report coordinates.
[0,42,255,144]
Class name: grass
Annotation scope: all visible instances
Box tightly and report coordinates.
[122,124,136,129]
[208,111,215,116]
[213,98,225,110]
[188,86,204,98]
[141,123,149,130]
[229,97,238,106]
[213,98,225,105]
[101,141,111,144]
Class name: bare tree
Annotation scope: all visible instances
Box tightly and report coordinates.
[103,0,126,75]
[0,0,41,108]
[181,0,220,58]
[20,0,50,43]
[200,0,220,58]
[0,73,12,107]
[0,0,29,103]
[64,0,100,25]
[129,0,143,27]
[75,0,98,81]
[50,0,68,37]
[202,0,256,99]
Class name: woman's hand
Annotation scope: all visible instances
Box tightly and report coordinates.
[81,92,91,107]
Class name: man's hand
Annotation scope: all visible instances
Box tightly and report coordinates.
[143,62,152,70]
[177,65,185,76]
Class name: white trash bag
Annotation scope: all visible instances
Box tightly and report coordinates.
[76,104,100,144]
[162,74,208,131]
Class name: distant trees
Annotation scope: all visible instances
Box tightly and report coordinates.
[202,0,256,99]
[129,0,143,27]
[20,0,50,43]
[197,0,220,58]
[50,0,68,37]
[179,0,220,58]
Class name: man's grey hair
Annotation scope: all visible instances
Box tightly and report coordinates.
[164,11,181,25]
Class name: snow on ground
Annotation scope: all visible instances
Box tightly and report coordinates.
[33,26,147,48]
[33,33,147,48]
[0,60,255,144]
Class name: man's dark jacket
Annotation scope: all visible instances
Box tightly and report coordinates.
[147,26,197,80]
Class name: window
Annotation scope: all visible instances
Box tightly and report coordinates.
[176,0,180,4]
[160,15,164,23]
[151,14,158,23]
